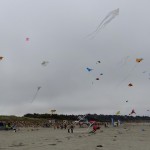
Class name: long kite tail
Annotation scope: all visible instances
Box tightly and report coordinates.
[86,8,119,39]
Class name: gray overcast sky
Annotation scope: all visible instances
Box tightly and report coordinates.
[0,0,150,116]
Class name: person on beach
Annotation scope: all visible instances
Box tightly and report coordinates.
[93,124,97,132]
[60,124,63,129]
[89,123,100,133]
[70,123,74,133]
[104,122,109,128]
[12,124,17,132]
[67,124,71,133]
[64,123,67,129]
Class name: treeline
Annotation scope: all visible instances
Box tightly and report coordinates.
[23,113,150,122]
[24,113,77,121]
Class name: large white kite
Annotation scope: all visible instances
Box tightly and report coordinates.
[87,8,119,38]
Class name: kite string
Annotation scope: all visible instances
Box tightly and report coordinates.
[31,89,40,103]
[116,63,138,87]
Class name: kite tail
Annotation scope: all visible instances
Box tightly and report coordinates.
[85,8,119,39]
[86,25,104,39]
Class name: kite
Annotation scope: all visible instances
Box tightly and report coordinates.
[136,58,143,63]
[87,8,119,38]
[86,68,93,72]
[96,61,101,64]
[96,78,99,80]
[50,109,56,114]
[100,73,103,76]
[41,61,49,66]
[26,37,30,41]
[142,71,147,74]
[31,86,41,103]
[129,109,136,115]
[116,111,120,115]
[0,56,3,60]
[117,57,144,87]
[128,83,133,87]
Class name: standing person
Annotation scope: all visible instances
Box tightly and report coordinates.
[53,123,56,130]
[64,123,67,129]
[67,124,71,133]
[104,122,109,128]
[70,123,74,133]
[60,124,63,129]
[93,123,97,133]
[117,120,120,126]
[89,123,97,133]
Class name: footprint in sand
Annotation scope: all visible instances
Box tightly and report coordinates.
[57,141,63,143]
[96,145,103,149]
[44,138,49,141]
[48,143,57,146]
[9,142,25,147]
[65,136,72,140]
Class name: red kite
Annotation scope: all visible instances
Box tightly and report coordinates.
[129,109,136,115]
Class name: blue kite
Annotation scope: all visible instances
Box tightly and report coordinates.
[86,68,93,72]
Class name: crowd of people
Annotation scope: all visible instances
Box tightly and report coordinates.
[0,119,113,134]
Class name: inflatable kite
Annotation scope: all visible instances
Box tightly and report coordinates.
[87,8,119,38]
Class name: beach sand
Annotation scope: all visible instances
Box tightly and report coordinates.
[0,123,149,150]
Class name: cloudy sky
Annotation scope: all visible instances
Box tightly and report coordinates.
[0,0,150,116]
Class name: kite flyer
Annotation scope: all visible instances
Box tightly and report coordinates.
[67,123,74,133]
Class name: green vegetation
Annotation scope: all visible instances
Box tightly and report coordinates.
[0,114,150,123]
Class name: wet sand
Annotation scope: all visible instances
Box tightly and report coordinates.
[0,123,149,150]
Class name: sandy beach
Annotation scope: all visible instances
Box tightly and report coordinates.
[0,123,149,150]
